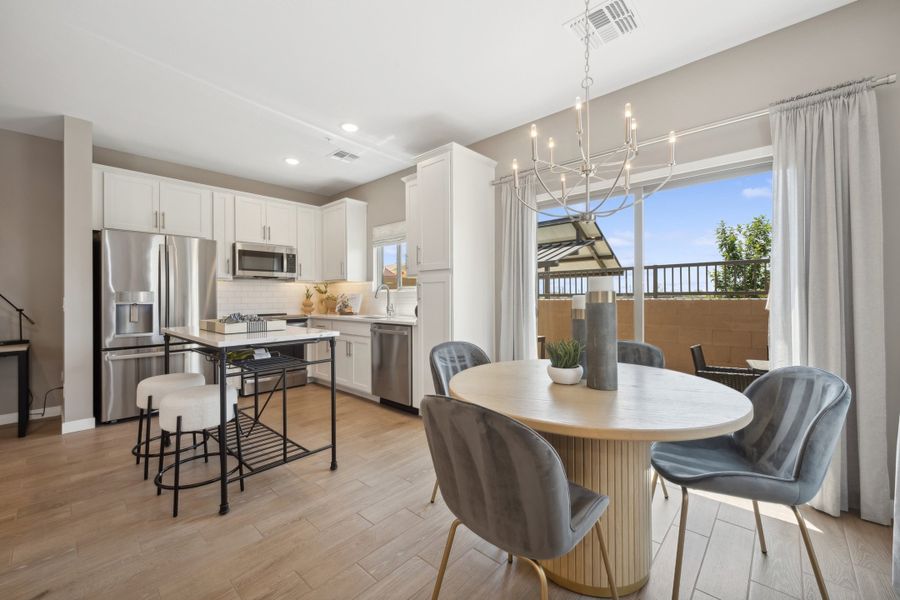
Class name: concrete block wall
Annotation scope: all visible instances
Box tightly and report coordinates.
[538,298,769,374]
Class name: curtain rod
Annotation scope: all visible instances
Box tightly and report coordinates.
[491,73,896,186]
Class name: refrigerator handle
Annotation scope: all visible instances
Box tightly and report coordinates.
[158,244,168,331]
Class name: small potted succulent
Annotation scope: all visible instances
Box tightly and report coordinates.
[302,287,315,315]
[545,338,585,385]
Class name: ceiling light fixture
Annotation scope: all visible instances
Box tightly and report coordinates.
[511,0,677,221]
[284,157,300,166]
[341,123,359,133]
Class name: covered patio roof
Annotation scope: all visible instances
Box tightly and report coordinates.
[537,217,622,272]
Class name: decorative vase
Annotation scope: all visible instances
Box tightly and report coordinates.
[571,294,587,378]
[302,299,314,315]
[586,276,618,390]
[324,298,337,314]
[548,365,584,385]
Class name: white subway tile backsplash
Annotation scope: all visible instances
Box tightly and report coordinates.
[217,280,418,318]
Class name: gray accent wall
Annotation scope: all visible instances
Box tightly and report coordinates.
[330,0,900,478]
[63,116,94,427]
[0,129,64,417]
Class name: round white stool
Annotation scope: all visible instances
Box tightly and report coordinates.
[155,384,242,517]
[133,373,206,480]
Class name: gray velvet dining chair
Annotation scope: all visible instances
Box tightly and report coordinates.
[421,394,619,600]
[650,366,851,600]
[427,341,491,504]
[617,340,670,500]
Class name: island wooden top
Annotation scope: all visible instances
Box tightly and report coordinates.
[162,325,339,348]
[449,360,753,442]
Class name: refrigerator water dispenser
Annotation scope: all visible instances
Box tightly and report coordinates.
[114,291,155,336]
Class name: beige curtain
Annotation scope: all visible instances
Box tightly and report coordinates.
[498,178,537,361]
[769,80,891,524]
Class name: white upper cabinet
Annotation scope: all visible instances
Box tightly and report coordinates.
[416,153,452,271]
[403,174,420,277]
[103,171,160,234]
[296,204,321,282]
[103,170,211,238]
[234,195,297,246]
[321,198,367,281]
[212,191,235,280]
[234,195,268,244]
[265,201,297,246]
[158,182,212,238]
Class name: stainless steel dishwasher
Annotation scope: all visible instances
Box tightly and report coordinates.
[371,323,413,408]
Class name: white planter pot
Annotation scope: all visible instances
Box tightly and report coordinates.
[547,365,583,385]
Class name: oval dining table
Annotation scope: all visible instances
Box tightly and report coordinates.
[449,359,754,598]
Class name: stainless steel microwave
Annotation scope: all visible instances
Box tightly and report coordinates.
[233,242,297,279]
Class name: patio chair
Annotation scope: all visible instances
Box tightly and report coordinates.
[690,344,762,392]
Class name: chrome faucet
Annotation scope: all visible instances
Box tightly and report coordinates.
[375,284,394,317]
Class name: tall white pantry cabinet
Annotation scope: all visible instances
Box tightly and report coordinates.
[406,143,497,408]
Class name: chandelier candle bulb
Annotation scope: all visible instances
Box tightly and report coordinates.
[668,131,677,165]
[531,124,538,160]
[586,276,617,391]
[548,137,555,164]
[571,295,587,377]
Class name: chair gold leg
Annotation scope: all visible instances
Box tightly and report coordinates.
[431,519,460,600]
[430,479,440,504]
[521,558,549,600]
[792,505,829,600]
[672,487,689,600]
[593,520,620,600]
[659,475,670,499]
[752,500,768,554]
[651,470,659,500]
[507,552,513,564]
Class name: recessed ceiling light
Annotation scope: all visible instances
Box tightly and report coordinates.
[341,123,359,133]
[284,157,300,166]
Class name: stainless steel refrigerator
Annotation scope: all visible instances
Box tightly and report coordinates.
[96,229,217,423]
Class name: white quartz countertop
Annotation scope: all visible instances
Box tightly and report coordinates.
[163,325,339,348]
[306,314,416,326]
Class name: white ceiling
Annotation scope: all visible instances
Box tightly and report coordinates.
[0,0,852,196]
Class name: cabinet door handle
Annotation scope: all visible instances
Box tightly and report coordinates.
[154,210,159,228]
[226,258,230,274]
[262,225,266,240]
[268,225,272,240]
[348,341,353,357]
[416,245,421,265]
[161,212,166,229]
[340,261,344,278]
[299,263,302,278]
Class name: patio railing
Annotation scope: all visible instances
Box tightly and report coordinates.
[538,258,770,298]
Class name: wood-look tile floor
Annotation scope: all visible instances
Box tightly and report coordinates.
[0,385,894,600]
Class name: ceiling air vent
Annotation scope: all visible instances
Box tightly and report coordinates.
[329,149,360,163]
[566,0,639,48]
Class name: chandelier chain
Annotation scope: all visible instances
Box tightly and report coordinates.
[510,0,678,223]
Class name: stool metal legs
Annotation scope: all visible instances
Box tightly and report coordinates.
[752,500,768,554]
[135,408,144,465]
[173,416,183,518]
[143,398,153,480]
[430,480,439,504]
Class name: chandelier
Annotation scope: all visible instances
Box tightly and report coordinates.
[512,0,678,221]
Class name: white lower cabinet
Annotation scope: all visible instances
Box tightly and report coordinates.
[308,319,373,398]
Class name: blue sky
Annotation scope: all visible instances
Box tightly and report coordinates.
[539,170,772,267]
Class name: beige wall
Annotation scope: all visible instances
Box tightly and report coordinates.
[94,146,330,206]
[331,0,900,455]
[538,299,768,375]
[0,129,64,416]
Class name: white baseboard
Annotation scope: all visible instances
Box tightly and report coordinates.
[0,405,62,426]
[61,417,96,434]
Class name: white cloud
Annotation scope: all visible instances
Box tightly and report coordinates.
[742,186,772,199]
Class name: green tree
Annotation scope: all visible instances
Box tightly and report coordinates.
[714,215,771,296]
